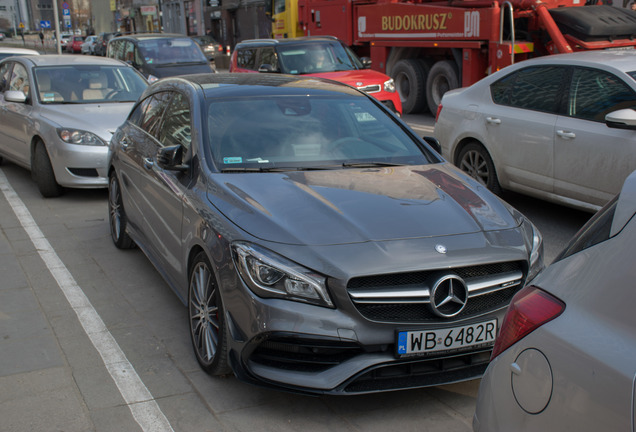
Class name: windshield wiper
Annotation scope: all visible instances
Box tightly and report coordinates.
[221,166,336,173]
[341,162,404,168]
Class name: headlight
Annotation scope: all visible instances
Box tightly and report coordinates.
[232,242,333,308]
[57,128,106,146]
[527,222,544,282]
[384,78,395,93]
[147,74,159,83]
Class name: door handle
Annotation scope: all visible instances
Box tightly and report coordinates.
[556,130,576,139]
[143,157,154,169]
[486,117,501,125]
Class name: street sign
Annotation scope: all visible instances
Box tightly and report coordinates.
[62,8,70,16]
[19,22,24,29]
[40,20,51,29]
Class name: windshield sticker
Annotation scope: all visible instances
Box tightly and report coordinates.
[42,93,56,102]
[223,157,243,164]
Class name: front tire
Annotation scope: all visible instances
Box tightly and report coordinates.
[189,252,231,376]
[108,172,135,249]
[457,142,502,195]
[33,141,63,198]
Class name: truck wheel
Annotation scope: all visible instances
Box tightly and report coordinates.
[392,59,426,114]
[457,141,502,195]
[426,60,459,115]
[33,141,64,198]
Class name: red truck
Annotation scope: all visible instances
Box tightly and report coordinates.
[296,1,636,114]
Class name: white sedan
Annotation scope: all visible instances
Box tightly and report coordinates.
[434,50,636,213]
[81,35,97,55]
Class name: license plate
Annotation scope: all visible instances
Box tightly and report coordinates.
[396,320,497,356]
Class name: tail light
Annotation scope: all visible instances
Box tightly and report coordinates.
[491,285,565,360]
[435,104,443,122]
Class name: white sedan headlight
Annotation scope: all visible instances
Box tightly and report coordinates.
[232,242,333,308]
[57,128,106,146]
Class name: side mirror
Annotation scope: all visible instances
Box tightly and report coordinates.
[258,64,277,73]
[4,90,27,103]
[360,57,372,69]
[157,145,189,172]
[422,136,442,154]
[606,109,636,130]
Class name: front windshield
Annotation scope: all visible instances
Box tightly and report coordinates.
[34,65,148,104]
[277,42,363,75]
[207,95,433,171]
[138,38,207,65]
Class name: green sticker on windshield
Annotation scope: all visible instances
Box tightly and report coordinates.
[223,157,242,164]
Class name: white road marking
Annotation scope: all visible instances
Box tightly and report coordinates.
[0,170,174,432]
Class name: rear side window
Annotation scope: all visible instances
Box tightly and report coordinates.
[491,66,566,114]
[236,48,258,70]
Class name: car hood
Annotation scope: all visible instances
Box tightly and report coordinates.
[305,69,390,87]
[39,103,134,143]
[207,164,520,246]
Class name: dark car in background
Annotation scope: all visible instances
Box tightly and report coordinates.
[190,34,222,61]
[107,33,214,82]
[107,73,543,395]
[94,32,120,56]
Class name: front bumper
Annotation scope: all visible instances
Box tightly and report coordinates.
[47,140,110,188]
[221,259,524,394]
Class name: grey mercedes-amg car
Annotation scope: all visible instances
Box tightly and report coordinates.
[107,73,544,394]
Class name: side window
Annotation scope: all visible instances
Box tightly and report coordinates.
[113,39,126,60]
[554,196,618,263]
[157,93,192,149]
[259,47,277,70]
[568,67,636,122]
[237,48,257,70]
[123,41,135,63]
[0,62,13,92]
[490,66,566,114]
[128,97,151,126]
[140,91,173,137]
[9,63,30,99]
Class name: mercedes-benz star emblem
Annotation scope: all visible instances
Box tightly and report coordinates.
[430,275,468,318]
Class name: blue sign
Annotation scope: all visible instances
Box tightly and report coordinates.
[62,8,70,16]
[40,20,51,29]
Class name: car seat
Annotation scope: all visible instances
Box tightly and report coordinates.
[37,72,64,102]
[82,72,112,100]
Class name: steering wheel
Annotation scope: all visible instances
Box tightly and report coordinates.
[327,137,366,156]
[105,89,123,100]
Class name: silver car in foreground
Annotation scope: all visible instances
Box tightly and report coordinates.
[108,73,543,394]
[434,50,636,213]
[474,169,636,431]
[0,55,148,197]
